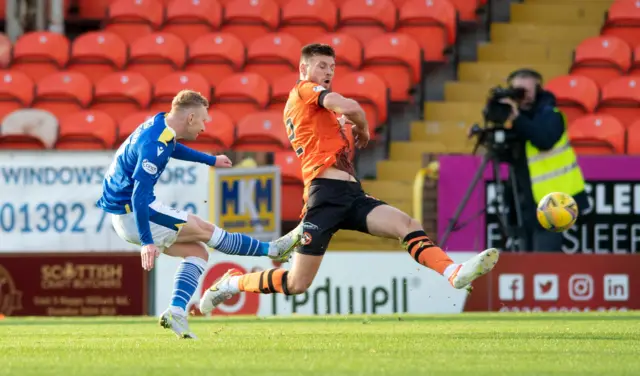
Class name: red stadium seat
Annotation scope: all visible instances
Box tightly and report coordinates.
[362,33,422,102]
[627,119,640,154]
[220,0,280,45]
[0,70,34,120]
[11,32,70,82]
[545,75,600,125]
[56,110,117,150]
[233,110,289,151]
[186,33,245,87]
[116,111,155,146]
[0,109,58,149]
[150,72,211,113]
[33,72,93,120]
[602,0,640,49]
[92,72,152,123]
[448,0,480,22]
[332,71,388,133]
[397,0,456,62]
[628,44,640,76]
[211,73,270,123]
[568,114,625,155]
[570,36,631,88]
[280,0,338,46]
[105,0,164,44]
[268,72,298,113]
[0,33,11,68]
[181,110,236,152]
[274,150,304,222]
[338,0,397,44]
[162,0,222,43]
[77,0,114,19]
[596,76,640,129]
[244,33,301,85]
[315,33,363,72]
[68,32,127,84]
[126,33,186,84]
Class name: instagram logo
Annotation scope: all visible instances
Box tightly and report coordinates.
[569,274,594,301]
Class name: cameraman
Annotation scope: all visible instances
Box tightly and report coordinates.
[499,69,589,252]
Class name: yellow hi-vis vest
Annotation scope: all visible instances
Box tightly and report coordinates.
[524,115,585,204]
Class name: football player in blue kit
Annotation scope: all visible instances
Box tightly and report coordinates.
[97,90,301,339]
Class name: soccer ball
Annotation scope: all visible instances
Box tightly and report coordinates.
[536,192,579,232]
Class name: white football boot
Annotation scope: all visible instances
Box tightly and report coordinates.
[267,222,303,263]
[158,308,197,339]
[448,248,500,290]
[199,268,242,315]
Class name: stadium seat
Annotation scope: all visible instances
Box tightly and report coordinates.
[150,72,211,113]
[448,0,480,22]
[77,0,113,19]
[68,32,128,84]
[181,110,236,152]
[104,0,164,44]
[362,33,422,102]
[545,75,600,125]
[602,0,640,49]
[56,110,117,150]
[0,33,11,68]
[0,109,58,149]
[628,44,640,76]
[268,72,298,113]
[568,114,625,155]
[338,0,397,44]
[32,72,93,120]
[244,33,301,85]
[280,0,338,46]
[233,110,289,151]
[597,76,640,129]
[274,150,304,222]
[162,0,222,43]
[570,36,631,88]
[211,73,270,123]
[116,111,155,145]
[332,71,388,133]
[92,72,152,123]
[315,33,363,72]
[627,119,640,154]
[11,32,70,82]
[186,33,245,87]
[220,0,280,45]
[397,0,457,62]
[126,33,187,84]
[0,71,34,120]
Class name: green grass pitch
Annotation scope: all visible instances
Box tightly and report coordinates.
[1,312,639,376]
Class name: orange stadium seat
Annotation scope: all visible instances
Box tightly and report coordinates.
[448,0,480,22]
[233,110,289,151]
[56,110,117,150]
[211,72,270,123]
[545,75,600,125]
[397,0,456,62]
[11,32,70,82]
[332,71,388,133]
[280,0,338,46]
[32,72,93,120]
[362,33,422,102]
[162,0,222,43]
[570,36,631,88]
[116,111,155,145]
[126,33,186,84]
[0,33,11,68]
[92,72,152,123]
[315,33,363,72]
[0,109,59,149]
[181,110,236,152]
[186,33,245,87]
[597,76,640,129]
[628,44,640,76]
[568,114,625,155]
[268,72,298,113]
[627,119,640,154]
[338,0,397,44]
[104,0,164,44]
[602,0,640,49]
[150,72,211,113]
[274,151,304,222]
[77,0,114,19]
[67,32,127,84]
[220,0,280,45]
[0,71,34,120]
[244,33,301,85]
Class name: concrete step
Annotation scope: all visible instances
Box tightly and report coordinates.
[458,62,569,83]
[510,2,611,25]
[477,42,574,64]
[424,101,484,123]
[377,160,422,182]
[362,180,413,201]
[491,23,600,44]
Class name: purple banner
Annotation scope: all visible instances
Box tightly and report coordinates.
[438,155,640,252]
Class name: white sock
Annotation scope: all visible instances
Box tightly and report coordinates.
[207,226,225,248]
[169,305,186,316]
[443,264,459,279]
[227,275,241,294]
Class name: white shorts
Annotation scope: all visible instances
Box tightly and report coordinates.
[111,200,189,251]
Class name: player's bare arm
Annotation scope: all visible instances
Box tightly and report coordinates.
[322,92,369,148]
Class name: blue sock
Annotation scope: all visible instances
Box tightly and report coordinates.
[207,227,269,256]
[170,256,206,314]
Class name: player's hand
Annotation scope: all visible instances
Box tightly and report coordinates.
[215,155,233,168]
[499,98,520,122]
[352,125,370,149]
[141,244,160,271]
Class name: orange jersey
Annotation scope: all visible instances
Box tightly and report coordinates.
[283,80,354,190]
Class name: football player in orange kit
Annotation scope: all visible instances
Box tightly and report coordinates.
[199,44,499,311]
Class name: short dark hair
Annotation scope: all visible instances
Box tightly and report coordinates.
[301,43,335,61]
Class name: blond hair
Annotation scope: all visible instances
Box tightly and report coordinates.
[171,90,209,110]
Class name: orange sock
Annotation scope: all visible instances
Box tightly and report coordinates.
[403,230,453,275]
[238,268,290,295]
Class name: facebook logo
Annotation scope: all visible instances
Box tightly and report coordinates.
[499,274,524,301]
